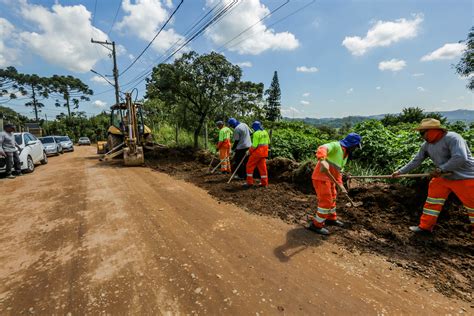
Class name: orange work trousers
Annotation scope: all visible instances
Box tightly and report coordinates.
[246,155,268,186]
[219,146,231,173]
[420,177,474,231]
[312,179,338,228]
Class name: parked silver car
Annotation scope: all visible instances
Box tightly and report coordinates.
[54,135,74,152]
[78,137,91,146]
[39,136,63,156]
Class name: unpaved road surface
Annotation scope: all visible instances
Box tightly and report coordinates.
[0,147,470,315]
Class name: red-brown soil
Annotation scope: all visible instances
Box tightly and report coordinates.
[147,147,474,302]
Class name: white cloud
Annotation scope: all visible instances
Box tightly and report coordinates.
[342,14,423,56]
[421,43,466,61]
[90,75,110,86]
[93,100,107,108]
[117,0,184,53]
[376,86,381,90]
[329,99,336,102]
[302,92,310,97]
[0,18,20,67]
[417,86,425,92]
[18,2,109,73]
[236,61,252,68]
[412,73,424,77]
[300,100,310,105]
[346,88,354,94]
[378,59,406,72]
[128,54,135,60]
[296,66,319,73]
[205,0,299,55]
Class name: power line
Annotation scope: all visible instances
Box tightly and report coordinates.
[122,0,241,91]
[224,0,316,52]
[107,0,122,36]
[216,0,290,53]
[117,0,229,90]
[120,0,185,77]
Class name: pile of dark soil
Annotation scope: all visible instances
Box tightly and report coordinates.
[146,147,473,302]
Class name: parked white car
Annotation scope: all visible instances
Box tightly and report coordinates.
[0,132,48,174]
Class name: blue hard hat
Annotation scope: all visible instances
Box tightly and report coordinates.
[340,133,362,148]
[252,121,263,131]
[227,118,238,128]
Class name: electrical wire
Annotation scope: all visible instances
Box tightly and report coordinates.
[119,0,185,77]
[216,0,290,53]
[224,0,316,52]
[122,0,240,91]
[107,0,122,36]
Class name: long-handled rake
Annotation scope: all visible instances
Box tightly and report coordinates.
[227,152,248,184]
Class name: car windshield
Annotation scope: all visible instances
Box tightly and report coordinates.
[40,137,55,144]
[58,136,70,142]
[14,135,22,145]
[79,137,89,141]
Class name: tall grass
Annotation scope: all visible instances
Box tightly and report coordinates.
[152,122,216,153]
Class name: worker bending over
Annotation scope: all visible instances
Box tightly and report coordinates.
[392,118,474,234]
[228,118,252,180]
[244,121,270,188]
[216,121,232,174]
[309,133,362,235]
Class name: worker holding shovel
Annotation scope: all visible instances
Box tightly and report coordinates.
[392,118,474,234]
[216,121,232,174]
[243,121,270,188]
[309,133,362,235]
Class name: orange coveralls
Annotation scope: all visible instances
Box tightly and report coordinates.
[246,130,269,186]
[420,178,474,231]
[217,127,232,173]
[311,145,347,228]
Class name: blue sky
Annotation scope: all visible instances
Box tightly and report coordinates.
[0,0,472,119]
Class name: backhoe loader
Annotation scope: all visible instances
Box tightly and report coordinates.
[99,92,152,166]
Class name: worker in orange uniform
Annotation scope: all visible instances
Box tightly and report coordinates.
[392,118,474,234]
[216,121,232,174]
[243,121,270,188]
[309,133,362,235]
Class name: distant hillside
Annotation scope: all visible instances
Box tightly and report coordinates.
[285,109,474,127]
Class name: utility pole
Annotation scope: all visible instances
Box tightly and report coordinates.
[44,114,48,135]
[91,38,120,106]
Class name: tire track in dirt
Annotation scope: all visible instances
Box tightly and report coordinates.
[0,147,471,314]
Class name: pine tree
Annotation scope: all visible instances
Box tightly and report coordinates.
[264,71,281,122]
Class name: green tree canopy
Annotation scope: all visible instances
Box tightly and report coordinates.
[49,75,93,117]
[146,51,264,147]
[455,26,474,90]
[264,71,281,122]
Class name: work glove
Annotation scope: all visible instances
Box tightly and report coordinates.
[430,168,443,178]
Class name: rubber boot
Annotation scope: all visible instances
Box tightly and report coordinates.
[409,226,431,233]
[308,222,330,235]
[326,219,344,227]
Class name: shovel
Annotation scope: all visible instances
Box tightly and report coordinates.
[210,157,231,174]
[207,155,216,173]
[227,151,248,184]
[325,169,363,208]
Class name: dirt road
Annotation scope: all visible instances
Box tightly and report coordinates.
[0,147,470,314]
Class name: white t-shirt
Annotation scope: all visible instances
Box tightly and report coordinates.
[233,123,252,150]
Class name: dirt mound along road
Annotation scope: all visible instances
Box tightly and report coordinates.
[147,147,474,303]
[0,146,471,314]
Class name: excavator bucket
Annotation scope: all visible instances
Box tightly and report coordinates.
[123,146,144,166]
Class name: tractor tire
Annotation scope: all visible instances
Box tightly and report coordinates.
[107,133,123,153]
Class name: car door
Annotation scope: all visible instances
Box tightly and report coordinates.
[29,134,44,161]
[25,133,42,162]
